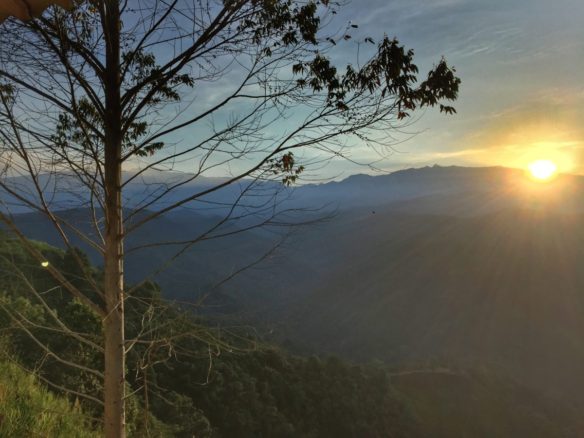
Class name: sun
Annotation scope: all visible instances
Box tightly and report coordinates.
[528,159,558,181]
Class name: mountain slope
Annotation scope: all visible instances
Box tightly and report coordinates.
[392,369,583,438]
[272,207,584,401]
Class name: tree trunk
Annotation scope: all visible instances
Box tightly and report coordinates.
[103,162,125,437]
[103,246,125,438]
[102,1,125,436]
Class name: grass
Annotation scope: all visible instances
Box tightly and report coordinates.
[0,361,99,437]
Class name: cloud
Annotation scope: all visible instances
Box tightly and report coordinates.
[438,89,584,172]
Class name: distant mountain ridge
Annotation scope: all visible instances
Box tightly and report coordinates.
[5,165,584,215]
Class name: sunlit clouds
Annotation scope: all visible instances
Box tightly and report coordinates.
[331,0,584,175]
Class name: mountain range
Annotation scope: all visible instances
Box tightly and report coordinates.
[6,165,584,409]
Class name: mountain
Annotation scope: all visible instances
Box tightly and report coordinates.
[7,165,584,407]
[292,165,584,215]
[242,168,584,403]
[0,170,282,216]
[270,207,584,402]
[6,165,584,216]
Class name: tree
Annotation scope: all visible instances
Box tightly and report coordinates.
[0,1,460,436]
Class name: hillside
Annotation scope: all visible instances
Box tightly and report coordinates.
[0,360,98,437]
[391,369,583,438]
[267,207,584,402]
[2,228,584,436]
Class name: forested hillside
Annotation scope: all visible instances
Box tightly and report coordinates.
[0,231,417,436]
[1,231,583,436]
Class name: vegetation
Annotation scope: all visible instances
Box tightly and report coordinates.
[1,231,583,437]
[0,360,98,437]
[150,351,417,437]
[0,231,418,436]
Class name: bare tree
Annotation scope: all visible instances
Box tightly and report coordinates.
[0,0,460,436]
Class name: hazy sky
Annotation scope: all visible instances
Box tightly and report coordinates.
[335,0,584,174]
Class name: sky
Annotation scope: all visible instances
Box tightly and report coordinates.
[328,0,584,175]
[3,1,583,182]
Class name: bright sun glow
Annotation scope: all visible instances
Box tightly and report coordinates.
[528,160,558,181]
